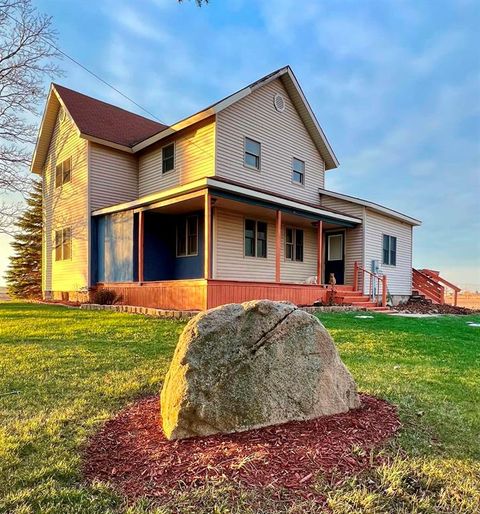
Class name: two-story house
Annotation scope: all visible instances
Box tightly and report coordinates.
[31,66,421,311]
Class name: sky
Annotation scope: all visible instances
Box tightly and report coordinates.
[1,0,479,289]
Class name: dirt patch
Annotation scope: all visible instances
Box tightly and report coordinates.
[83,394,400,504]
[395,297,478,315]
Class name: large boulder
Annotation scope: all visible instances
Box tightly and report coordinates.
[160,300,360,440]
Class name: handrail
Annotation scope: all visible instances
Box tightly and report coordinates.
[419,269,461,292]
[353,261,388,307]
[412,268,444,304]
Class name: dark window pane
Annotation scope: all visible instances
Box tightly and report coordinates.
[382,235,389,264]
[244,219,256,256]
[293,158,304,172]
[162,144,175,173]
[187,217,198,255]
[177,221,186,256]
[63,228,71,260]
[63,158,71,183]
[245,153,259,169]
[295,229,304,261]
[55,230,62,260]
[383,249,389,265]
[257,222,267,258]
[245,138,260,156]
[286,228,293,244]
[292,170,303,183]
[55,164,62,187]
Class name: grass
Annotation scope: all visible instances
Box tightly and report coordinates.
[0,302,479,514]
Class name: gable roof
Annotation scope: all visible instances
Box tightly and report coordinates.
[53,84,166,147]
[319,188,422,226]
[31,84,166,173]
[31,66,338,173]
[133,66,339,169]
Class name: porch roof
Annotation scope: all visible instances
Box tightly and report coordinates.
[319,188,422,226]
[91,178,362,227]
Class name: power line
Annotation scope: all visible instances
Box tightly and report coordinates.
[3,9,165,124]
[4,8,216,160]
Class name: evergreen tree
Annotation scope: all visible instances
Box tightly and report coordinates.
[5,180,42,298]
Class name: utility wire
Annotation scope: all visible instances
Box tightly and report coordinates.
[4,9,215,158]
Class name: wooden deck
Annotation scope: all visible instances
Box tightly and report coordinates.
[98,279,331,311]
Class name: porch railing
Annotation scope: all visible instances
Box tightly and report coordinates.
[412,268,447,305]
[353,261,388,307]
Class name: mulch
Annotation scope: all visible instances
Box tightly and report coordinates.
[395,297,478,315]
[83,394,400,504]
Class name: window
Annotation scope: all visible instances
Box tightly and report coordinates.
[55,157,72,187]
[54,227,71,261]
[383,234,397,266]
[244,138,261,169]
[162,143,175,173]
[285,228,304,261]
[292,158,305,184]
[176,216,198,257]
[244,219,267,258]
[327,234,343,261]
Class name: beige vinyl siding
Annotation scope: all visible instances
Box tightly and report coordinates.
[42,109,88,295]
[320,195,365,286]
[216,79,325,204]
[214,209,275,282]
[89,143,138,211]
[138,119,215,197]
[364,209,413,295]
[320,195,364,218]
[281,226,317,283]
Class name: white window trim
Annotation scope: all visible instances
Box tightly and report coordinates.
[55,156,72,188]
[54,226,72,261]
[161,141,176,174]
[243,217,268,259]
[327,233,343,262]
[243,137,261,171]
[176,215,199,258]
[291,157,305,187]
[382,233,397,267]
[284,226,304,262]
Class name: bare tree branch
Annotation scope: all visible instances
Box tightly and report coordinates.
[0,0,63,232]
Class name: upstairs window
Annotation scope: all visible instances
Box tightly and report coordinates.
[244,137,261,169]
[55,157,72,187]
[292,158,305,184]
[245,219,267,258]
[177,216,198,257]
[54,227,71,261]
[162,143,175,173]
[285,228,304,262]
[383,234,397,266]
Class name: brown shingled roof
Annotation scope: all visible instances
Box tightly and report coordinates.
[53,84,167,147]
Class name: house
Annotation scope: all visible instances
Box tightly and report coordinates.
[31,66,421,311]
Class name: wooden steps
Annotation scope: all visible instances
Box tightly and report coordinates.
[334,289,389,312]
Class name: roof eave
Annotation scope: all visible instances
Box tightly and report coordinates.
[319,188,422,226]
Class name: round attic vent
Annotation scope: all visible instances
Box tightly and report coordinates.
[273,93,285,112]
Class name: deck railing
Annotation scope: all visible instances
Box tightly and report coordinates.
[353,261,388,307]
[417,269,461,306]
[412,268,445,304]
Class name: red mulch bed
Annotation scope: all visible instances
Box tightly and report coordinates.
[83,394,400,504]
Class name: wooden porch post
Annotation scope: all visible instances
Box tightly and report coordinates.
[138,211,144,282]
[382,274,387,307]
[275,210,282,283]
[454,290,458,306]
[316,221,323,284]
[204,191,211,279]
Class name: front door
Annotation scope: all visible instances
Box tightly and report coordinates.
[324,232,345,284]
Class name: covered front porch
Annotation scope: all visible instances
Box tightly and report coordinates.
[92,179,378,310]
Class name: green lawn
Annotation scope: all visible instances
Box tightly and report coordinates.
[0,303,479,514]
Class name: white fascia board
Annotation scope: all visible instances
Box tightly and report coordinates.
[80,134,133,153]
[319,188,422,226]
[131,88,251,153]
[283,69,339,169]
[207,178,361,224]
[91,178,209,216]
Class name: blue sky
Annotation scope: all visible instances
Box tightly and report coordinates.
[1,0,479,288]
